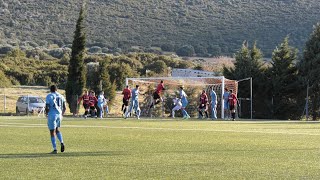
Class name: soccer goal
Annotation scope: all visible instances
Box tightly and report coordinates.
[125,76,238,118]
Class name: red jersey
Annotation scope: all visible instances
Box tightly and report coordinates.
[122,88,131,100]
[89,95,98,107]
[200,93,208,104]
[78,94,90,105]
[155,83,165,94]
[228,93,237,106]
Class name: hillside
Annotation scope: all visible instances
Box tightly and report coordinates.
[0,0,319,57]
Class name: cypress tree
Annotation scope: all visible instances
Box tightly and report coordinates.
[300,23,320,120]
[270,37,298,119]
[223,41,268,118]
[65,3,87,114]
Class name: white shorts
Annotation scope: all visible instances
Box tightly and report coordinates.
[172,105,182,111]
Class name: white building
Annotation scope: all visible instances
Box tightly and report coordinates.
[171,68,215,77]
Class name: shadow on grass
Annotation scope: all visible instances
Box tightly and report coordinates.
[0,151,127,159]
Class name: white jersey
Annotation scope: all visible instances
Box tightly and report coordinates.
[173,98,182,107]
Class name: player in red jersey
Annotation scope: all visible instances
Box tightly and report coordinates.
[198,90,209,119]
[88,91,98,118]
[228,89,238,121]
[122,85,131,115]
[78,90,90,118]
[150,80,165,108]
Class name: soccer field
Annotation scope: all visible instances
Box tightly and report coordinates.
[0,117,320,179]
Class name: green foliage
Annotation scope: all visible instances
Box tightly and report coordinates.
[0,69,11,88]
[86,62,100,92]
[207,45,222,57]
[269,37,299,119]
[176,45,195,57]
[193,65,204,71]
[194,44,208,57]
[2,1,320,57]
[0,50,67,87]
[5,48,26,58]
[99,59,116,102]
[223,41,268,118]
[299,23,320,120]
[108,63,138,90]
[66,4,87,114]
[160,44,175,52]
[145,60,168,74]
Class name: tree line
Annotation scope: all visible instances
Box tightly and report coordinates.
[223,24,320,120]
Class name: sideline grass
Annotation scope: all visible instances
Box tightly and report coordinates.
[1,117,320,179]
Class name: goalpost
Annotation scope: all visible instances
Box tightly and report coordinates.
[125,76,238,119]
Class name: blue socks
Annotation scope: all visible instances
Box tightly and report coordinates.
[56,132,64,144]
[51,136,57,150]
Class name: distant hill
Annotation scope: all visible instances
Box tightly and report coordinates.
[0,0,319,57]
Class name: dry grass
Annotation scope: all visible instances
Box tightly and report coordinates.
[186,56,235,73]
[0,86,51,114]
[0,86,125,116]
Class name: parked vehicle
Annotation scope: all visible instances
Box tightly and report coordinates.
[16,96,45,115]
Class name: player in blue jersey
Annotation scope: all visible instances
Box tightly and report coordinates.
[125,85,142,119]
[223,88,230,119]
[179,86,190,119]
[210,86,218,120]
[45,85,66,154]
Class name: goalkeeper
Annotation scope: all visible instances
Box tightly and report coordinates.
[150,80,165,108]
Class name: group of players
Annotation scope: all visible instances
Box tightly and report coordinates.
[74,80,238,120]
[119,80,238,120]
[44,83,238,154]
[121,80,166,119]
[77,90,109,119]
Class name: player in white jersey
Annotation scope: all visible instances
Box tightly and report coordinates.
[210,86,218,120]
[172,97,182,118]
[45,85,66,154]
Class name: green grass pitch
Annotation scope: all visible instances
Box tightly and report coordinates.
[1,116,320,179]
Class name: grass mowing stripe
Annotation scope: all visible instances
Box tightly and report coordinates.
[1,121,320,136]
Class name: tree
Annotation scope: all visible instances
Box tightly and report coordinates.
[65,3,87,114]
[269,37,299,119]
[160,44,175,52]
[207,45,221,57]
[176,45,195,57]
[193,65,204,71]
[99,59,116,102]
[108,63,138,90]
[299,23,320,120]
[86,62,100,92]
[145,60,168,74]
[223,41,269,118]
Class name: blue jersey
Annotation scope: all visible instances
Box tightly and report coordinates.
[46,92,65,115]
[180,90,187,101]
[210,90,217,104]
[131,88,139,100]
[223,91,230,102]
[98,95,106,105]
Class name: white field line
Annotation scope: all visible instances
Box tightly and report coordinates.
[0,122,320,136]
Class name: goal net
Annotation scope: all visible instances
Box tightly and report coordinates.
[126,76,238,119]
